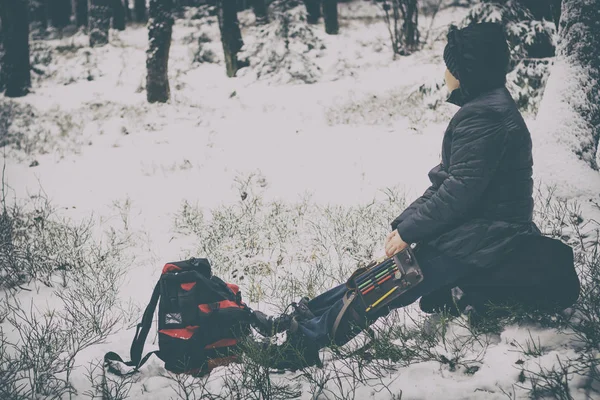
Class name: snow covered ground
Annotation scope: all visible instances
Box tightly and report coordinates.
[3,2,600,399]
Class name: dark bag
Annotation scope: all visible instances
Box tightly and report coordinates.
[104,257,252,376]
[459,235,581,312]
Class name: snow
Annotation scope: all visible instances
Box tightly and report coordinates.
[2,2,600,399]
[534,58,600,203]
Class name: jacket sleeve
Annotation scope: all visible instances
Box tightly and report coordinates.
[391,163,447,230]
[395,112,508,244]
[390,185,437,231]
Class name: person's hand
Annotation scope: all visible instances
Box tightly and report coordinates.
[385,230,409,257]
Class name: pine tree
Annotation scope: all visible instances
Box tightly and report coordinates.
[322,0,338,34]
[462,1,555,112]
[238,1,323,84]
[89,0,111,46]
[0,0,31,97]
[514,0,561,25]
[217,0,246,77]
[477,0,554,58]
[146,0,174,103]
[536,0,600,169]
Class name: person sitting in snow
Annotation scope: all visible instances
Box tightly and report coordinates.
[251,22,580,370]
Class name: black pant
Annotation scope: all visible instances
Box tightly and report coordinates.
[295,235,579,352]
[296,245,475,349]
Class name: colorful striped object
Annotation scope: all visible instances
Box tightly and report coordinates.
[352,247,424,315]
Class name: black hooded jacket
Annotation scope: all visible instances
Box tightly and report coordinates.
[391,86,541,269]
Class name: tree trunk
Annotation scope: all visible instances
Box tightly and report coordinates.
[237,0,250,10]
[251,0,268,25]
[0,23,4,93]
[217,0,245,77]
[112,0,126,30]
[549,0,562,30]
[135,0,147,22]
[49,0,72,29]
[125,0,133,22]
[401,0,419,53]
[536,0,600,170]
[304,0,320,24]
[0,0,31,97]
[322,0,338,35]
[39,0,49,30]
[146,0,173,103]
[75,0,88,27]
[89,0,111,46]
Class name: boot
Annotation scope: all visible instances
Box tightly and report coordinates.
[419,288,470,317]
[245,332,322,371]
[251,310,298,337]
[291,296,315,320]
[251,297,315,337]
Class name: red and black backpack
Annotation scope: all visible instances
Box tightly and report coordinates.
[105,257,253,376]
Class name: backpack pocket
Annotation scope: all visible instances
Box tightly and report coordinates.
[159,270,207,329]
[158,329,243,376]
[158,327,206,374]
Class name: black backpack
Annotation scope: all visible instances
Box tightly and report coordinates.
[105,257,253,376]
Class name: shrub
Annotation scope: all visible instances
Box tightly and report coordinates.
[0,193,129,289]
[238,1,324,84]
[174,172,407,309]
[0,193,131,398]
[410,1,556,114]
[0,98,83,159]
[172,178,599,397]
[459,1,556,114]
[192,33,218,64]
[377,0,420,57]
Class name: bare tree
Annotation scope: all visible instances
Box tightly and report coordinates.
[322,0,338,34]
[382,0,419,56]
[89,0,111,46]
[75,0,88,27]
[135,0,147,22]
[304,0,321,24]
[146,0,174,103]
[217,0,245,77]
[536,0,600,169]
[0,0,30,97]
[252,0,269,25]
[112,0,126,30]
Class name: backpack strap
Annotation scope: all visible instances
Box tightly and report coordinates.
[331,290,357,341]
[104,281,161,376]
[331,263,375,343]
